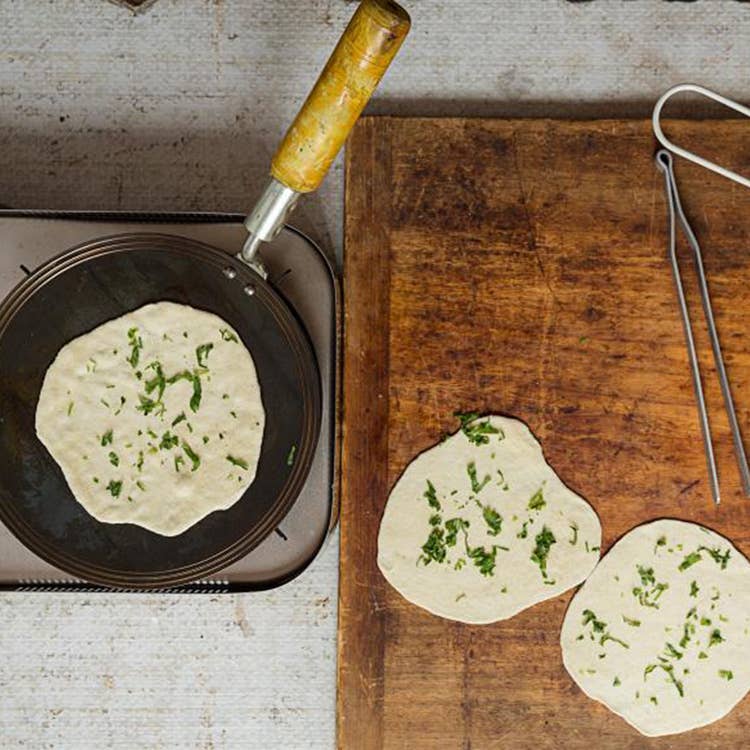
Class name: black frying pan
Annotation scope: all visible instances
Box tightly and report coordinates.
[0,234,320,587]
[0,0,410,587]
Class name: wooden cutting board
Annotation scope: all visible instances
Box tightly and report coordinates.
[340,117,750,749]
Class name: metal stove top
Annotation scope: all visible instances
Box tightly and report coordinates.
[0,210,339,592]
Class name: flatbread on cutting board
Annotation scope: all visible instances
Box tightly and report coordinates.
[561,519,750,737]
[377,414,601,624]
[36,301,265,536]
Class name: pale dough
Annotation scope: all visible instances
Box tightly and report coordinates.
[561,519,750,736]
[377,415,601,624]
[36,301,266,536]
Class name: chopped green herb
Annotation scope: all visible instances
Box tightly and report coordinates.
[664,642,683,660]
[174,455,185,472]
[445,517,470,547]
[196,342,214,368]
[517,521,529,539]
[655,535,667,553]
[622,616,641,627]
[67,402,74,416]
[86,358,97,374]
[419,527,446,565]
[454,558,466,571]
[114,396,127,416]
[697,545,731,570]
[230,410,237,419]
[482,505,502,536]
[182,442,200,472]
[100,399,110,409]
[719,669,734,681]
[145,362,167,401]
[127,327,143,368]
[466,543,504,577]
[709,629,724,647]
[454,412,502,446]
[698,651,708,660]
[286,445,297,466]
[136,451,144,471]
[690,580,700,598]
[423,480,440,511]
[455,593,466,602]
[530,526,556,580]
[466,461,490,493]
[226,455,249,470]
[190,373,202,412]
[644,662,683,697]
[101,430,113,447]
[159,432,179,450]
[136,395,165,418]
[569,523,579,545]
[106,480,122,498]
[108,452,119,467]
[701,617,711,626]
[202,436,209,445]
[613,676,621,687]
[428,513,442,527]
[581,609,629,649]
[528,488,546,511]
[220,328,239,343]
[171,412,187,428]
[679,551,703,571]
[136,480,145,491]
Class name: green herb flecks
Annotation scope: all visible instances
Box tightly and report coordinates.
[527,487,546,511]
[196,342,214,368]
[108,452,119,467]
[613,676,621,687]
[174,455,185,473]
[190,373,202,412]
[622,616,641,627]
[67,402,74,416]
[530,526,556,580]
[466,543,505,577]
[444,517,470,548]
[644,662,684,698]
[182,442,200,472]
[286,445,297,466]
[709,629,724,648]
[482,505,502,536]
[171,412,187,428]
[127,327,143,368]
[423,480,441,511]
[101,430,113,447]
[226,455,249,470]
[220,328,239,343]
[690,580,700,598]
[145,361,167,402]
[106,480,122,498]
[679,551,703,571]
[581,609,629,650]
[632,565,669,609]
[159,432,179,451]
[467,461,490,494]
[517,520,529,539]
[569,523,579,546]
[114,396,127,416]
[136,480,146,492]
[419,527,447,565]
[698,545,731,570]
[719,669,733,681]
[454,412,502,446]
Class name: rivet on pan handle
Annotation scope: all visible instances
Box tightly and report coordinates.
[241,0,411,270]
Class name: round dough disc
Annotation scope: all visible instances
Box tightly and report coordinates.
[561,519,750,736]
[377,415,601,624]
[35,301,265,536]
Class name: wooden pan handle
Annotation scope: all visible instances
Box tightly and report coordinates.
[270,0,410,194]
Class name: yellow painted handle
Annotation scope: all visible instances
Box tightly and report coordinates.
[271,0,410,193]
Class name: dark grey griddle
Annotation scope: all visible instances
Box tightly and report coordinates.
[0,210,339,592]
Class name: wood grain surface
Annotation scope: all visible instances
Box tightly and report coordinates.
[339,117,750,749]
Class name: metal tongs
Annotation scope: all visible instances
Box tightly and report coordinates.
[653,84,750,505]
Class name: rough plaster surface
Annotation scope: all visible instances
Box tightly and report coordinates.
[1,0,749,747]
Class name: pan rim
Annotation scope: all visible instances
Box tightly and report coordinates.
[0,232,322,589]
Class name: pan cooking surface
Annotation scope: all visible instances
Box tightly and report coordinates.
[0,234,321,587]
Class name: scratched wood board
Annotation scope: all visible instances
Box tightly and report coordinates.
[339,117,750,749]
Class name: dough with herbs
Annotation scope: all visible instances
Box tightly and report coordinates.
[36,301,265,536]
[561,519,750,737]
[377,414,601,624]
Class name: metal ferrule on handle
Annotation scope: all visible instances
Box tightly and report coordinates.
[241,0,410,269]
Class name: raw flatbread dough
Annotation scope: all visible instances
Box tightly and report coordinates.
[377,414,601,624]
[561,519,750,737]
[36,301,265,536]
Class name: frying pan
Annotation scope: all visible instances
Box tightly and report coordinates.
[0,0,410,588]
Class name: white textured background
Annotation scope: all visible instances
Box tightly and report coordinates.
[1,1,749,747]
